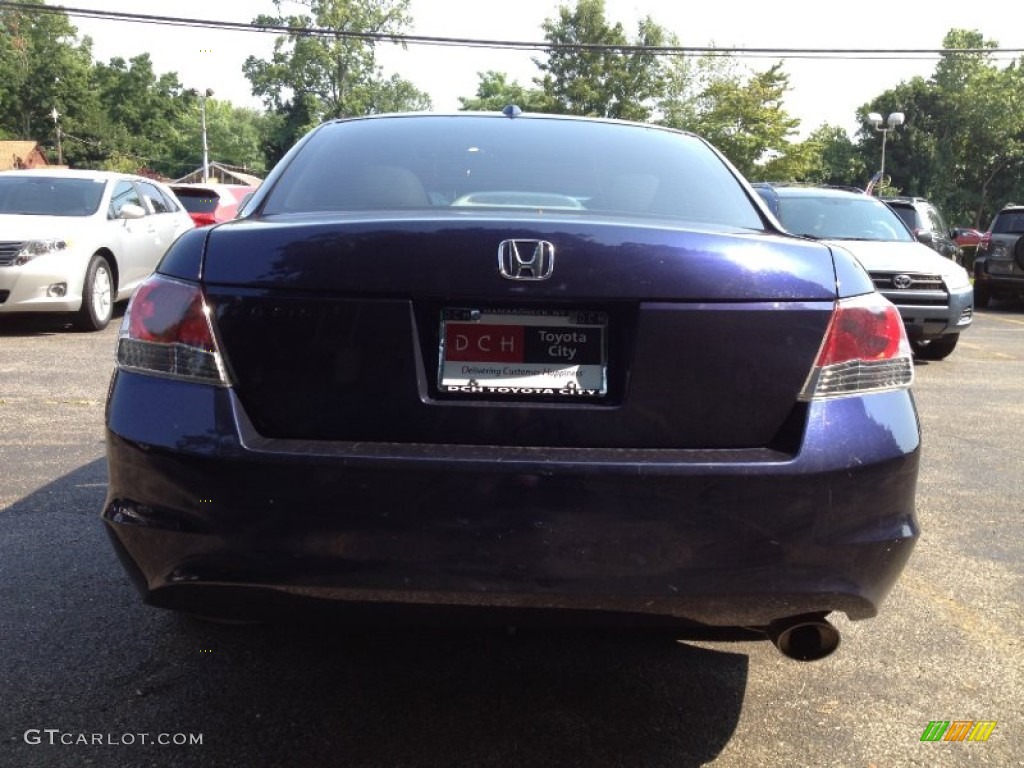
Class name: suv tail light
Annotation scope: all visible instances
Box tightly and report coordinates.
[799,293,913,401]
[116,274,229,386]
[191,212,218,227]
[978,231,992,253]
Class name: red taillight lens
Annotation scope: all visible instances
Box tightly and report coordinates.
[117,275,227,385]
[191,213,217,227]
[128,277,214,348]
[815,298,906,366]
[800,293,913,401]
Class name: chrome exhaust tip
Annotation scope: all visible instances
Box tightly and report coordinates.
[767,614,841,661]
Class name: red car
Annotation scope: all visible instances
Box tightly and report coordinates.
[953,227,982,248]
[169,183,256,227]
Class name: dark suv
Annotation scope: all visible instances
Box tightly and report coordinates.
[882,197,961,263]
[973,204,1024,307]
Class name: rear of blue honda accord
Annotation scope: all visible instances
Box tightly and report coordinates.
[103,113,920,660]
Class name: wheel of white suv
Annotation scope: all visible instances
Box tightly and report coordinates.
[75,254,114,331]
[911,334,959,361]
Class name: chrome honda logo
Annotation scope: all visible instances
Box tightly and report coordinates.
[498,240,555,281]
[892,274,914,289]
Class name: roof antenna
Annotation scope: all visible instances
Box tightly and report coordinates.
[502,105,523,118]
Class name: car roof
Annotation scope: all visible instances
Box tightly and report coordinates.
[0,168,157,183]
[324,109,704,141]
[768,186,875,200]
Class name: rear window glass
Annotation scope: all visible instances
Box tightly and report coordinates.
[888,206,917,229]
[992,211,1024,234]
[173,189,220,214]
[0,176,104,216]
[262,115,763,229]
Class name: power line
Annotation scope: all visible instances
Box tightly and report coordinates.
[2,2,1022,61]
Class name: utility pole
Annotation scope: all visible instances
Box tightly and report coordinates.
[50,107,63,166]
[201,89,213,182]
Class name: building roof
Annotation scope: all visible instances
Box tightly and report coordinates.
[0,141,49,170]
[173,161,263,186]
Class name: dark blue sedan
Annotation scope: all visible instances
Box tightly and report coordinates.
[103,112,920,661]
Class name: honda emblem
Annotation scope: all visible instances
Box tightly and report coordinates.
[498,240,555,281]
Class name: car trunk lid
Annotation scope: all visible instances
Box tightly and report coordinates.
[203,215,837,449]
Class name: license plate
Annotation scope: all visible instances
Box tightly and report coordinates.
[988,261,1013,274]
[439,308,608,398]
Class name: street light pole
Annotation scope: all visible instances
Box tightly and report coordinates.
[867,111,905,190]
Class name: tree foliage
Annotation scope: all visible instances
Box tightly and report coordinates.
[0,0,94,142]
[243,0,430,162]
[458,71,547,112]
[2,1,1022,220]
[534,0,667,121]
[859,30,1024,226]
[686,63,802,179]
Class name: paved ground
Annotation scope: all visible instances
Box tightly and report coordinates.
[1,303,1021,767]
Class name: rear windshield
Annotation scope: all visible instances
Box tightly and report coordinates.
[0,176,104,216]
[888,206,917,229]
[262,115,764,229]
[172,189,220,214]
[992,211,1024,234]
[776,194,913,241]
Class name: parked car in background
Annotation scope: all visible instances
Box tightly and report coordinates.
[973,203,1024,307]
[953,227,982,249]
[0,169,193,330]
[881,196,961,263]
[952,226,984,271]
[169,183,256,227]
[103,112,923,662]
[756,184,973,360]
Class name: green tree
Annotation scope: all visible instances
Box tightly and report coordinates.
[859,30,1024,226]
[459,71,547,112]
[160,95,269,179]
[243,0,430,163]
[0,0,94,154]
[534,0,667,121]
[796,124,868,187]
[688,63,801,179]
[656,49,737,132]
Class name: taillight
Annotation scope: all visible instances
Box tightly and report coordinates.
[191,213,217,227]
[978,232,991,253]
[116,274,228,385]
[799,293,913,401]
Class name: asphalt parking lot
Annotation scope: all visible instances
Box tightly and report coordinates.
[1,303,1021,768]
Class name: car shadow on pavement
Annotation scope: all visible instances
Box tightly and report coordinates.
[3,459,751,768]
[0,304,126,337]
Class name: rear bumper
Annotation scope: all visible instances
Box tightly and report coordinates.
[103,371,921,627]
[974,260,1024,297]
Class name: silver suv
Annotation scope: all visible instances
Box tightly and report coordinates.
[756,184,974,360]
[973,204,1024,307]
